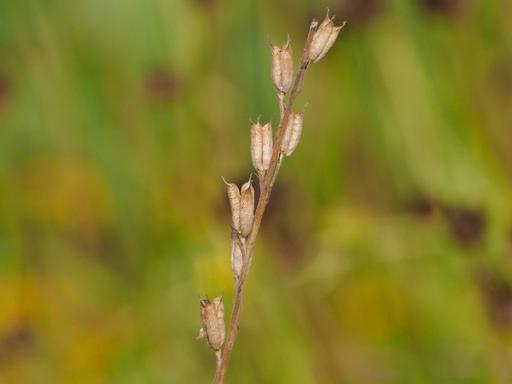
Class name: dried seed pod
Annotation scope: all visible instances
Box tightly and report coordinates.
[250,122,273,173]
[223,178,241,233]
[271,39,293,93]
[222,177,254,237]
[198,296,225,351]
[250,122,263,171]
[261,122,273,170]
[308,11,345,63]
[281,112,303,156]
[271,45,282,90]
[231,232,244,280]
[239,179,255,237]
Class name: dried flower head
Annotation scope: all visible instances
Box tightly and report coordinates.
[198,296,225,351]
[250,121,273,174]
[308,11,345,63]
[271,38,294,93]
[281,112,304,156]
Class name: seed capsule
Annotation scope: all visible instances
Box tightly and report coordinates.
[308,11,345,63]
[223,177,255,237]
[198,296,225,351]
[250,123,263,172]
[281,112,303,156]
[231,232,244,280]
[223,178,241,232]
[239,179,255,237]
[250,122,273,173]
[261,123,273,170]
[271,39,293,93]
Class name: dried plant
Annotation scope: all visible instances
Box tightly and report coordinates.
[197,11,345,383]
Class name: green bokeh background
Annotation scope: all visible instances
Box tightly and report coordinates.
[1,0,512,382]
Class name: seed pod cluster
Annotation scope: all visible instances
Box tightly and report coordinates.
[223,177,255,237]
[197,296,225,351]
[281,112,303,156]
[308,12,345,63]
[250,122,273,174]
[271,39,294,93]
[200,14,343,370]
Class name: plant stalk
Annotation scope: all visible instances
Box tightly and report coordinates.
[213,21,318,384]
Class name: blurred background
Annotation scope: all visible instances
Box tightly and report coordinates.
[1,0,512,382]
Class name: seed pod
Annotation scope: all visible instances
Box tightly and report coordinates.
[239,179,255,237]
[231,232,244,280]
[308,12,345,63]
[261,123,273,170]
[250,122,263,172]
[222,177,255,237]
[198,296,225,351]
[271,39,293,93]
[281,112,303,156]
[223,178,241,233]
[250,122,273,173]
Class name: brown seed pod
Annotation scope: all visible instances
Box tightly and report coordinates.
[271,39,294,93]
[308,11,345,63]
[250,122,264,172]
[250,122,273,173]
[231,232,244,280]
[261,122,273,170]
[198,296,225,351]
[239,178,255,237]
[222,177,242,233]
[222,177,255,237]
[281,112,304,156]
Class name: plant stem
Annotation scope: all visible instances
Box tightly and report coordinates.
[213,20,318,384]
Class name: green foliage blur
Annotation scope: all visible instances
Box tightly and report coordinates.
[1,0,512,382]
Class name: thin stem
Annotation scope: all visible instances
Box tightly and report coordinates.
[215,350,222,370]
[213,20,318,384]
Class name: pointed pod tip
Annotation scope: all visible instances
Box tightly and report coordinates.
[323,8,335,22]
[241,174,254,193]
[196,327,207,340]
[284,34,291,48]
[221,176,236,187]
